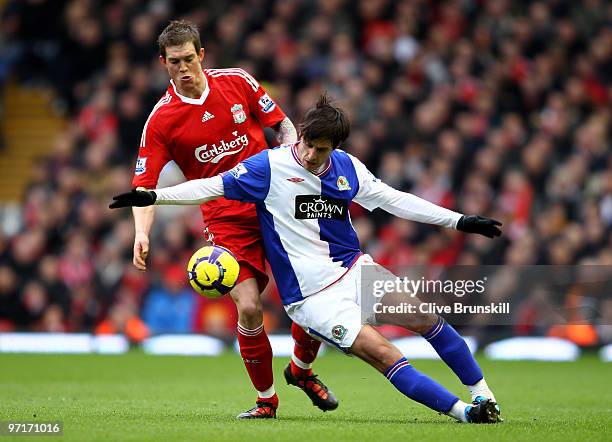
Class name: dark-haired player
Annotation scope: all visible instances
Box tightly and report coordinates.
[115,94,503,423]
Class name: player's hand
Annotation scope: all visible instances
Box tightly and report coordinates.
[133,231,149,271]
[109,189,157,208]
[456,215,502,238]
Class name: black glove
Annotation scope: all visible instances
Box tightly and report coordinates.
[109,189,157,209]
[456,215,502,238]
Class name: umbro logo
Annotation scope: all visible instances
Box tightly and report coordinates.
[201,111,215,122]
[287,177,304,182]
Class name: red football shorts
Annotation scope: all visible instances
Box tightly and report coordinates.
[204,220,269,293]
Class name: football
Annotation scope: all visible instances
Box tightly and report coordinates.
[187,245,240,298]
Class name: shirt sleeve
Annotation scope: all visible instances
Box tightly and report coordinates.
[131,109,172,189]
[236,68,286,128]
[221,150,271,203]
[349,154,463,229]
[154,175,225,205]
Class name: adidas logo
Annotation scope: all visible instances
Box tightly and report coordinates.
[201,111,215,122]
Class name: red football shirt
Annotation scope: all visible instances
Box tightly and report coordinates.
[132,68,286,227]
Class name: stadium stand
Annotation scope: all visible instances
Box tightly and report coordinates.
[0,0,610,346]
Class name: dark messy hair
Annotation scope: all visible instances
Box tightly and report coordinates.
[157,20,202,59]
[299,93,351,149]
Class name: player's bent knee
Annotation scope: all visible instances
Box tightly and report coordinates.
[410,310,438,334]
[375,343,404,369]
[234,299,263,320]
[230,279,263,325]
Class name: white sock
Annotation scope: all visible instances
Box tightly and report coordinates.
[291,354,312,370]
[468,378,496,402]
[258,385,276,399]
[448,400,470,423]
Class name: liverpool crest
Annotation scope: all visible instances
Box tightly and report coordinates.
[231,103,247,124]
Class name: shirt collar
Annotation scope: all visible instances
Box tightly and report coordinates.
[170,70,210,105]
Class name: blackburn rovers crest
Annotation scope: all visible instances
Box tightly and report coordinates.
[331,325,347,341]
[337,176,351,191]
[231,103,247,124]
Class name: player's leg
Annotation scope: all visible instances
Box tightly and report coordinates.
[231,270,277,419]
[289,322,319,377]
[231,250,334,414]
[376,291,496,402]
[283,275,374,413]
[421,315,496,402]
[350,324,501,423]
[283,323,338,411]
[208,225,279,419]
[284,272,498,423]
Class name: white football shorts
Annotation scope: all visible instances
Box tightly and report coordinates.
[284,254,395,353]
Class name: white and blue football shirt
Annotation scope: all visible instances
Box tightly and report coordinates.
[218,144,462,305]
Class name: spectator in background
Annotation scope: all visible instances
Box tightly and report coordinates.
[77,85,118,143]
[0,265,23,330]
[142,264,196,334]
[95,299,149,343]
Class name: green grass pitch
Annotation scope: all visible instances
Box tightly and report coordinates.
[1,351,610,441]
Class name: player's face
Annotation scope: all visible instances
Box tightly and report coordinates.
[161,42,205,98]
[298,138,334,173]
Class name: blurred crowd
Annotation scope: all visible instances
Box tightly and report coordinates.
[0,0,610,345]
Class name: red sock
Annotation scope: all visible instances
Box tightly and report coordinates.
[290,322,321,378]
[237,323,277,408]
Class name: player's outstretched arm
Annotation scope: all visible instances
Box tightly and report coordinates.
[349,155,502,238]
[370,186,502,238]
[110,176,225,208]
[374,188,502,238]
